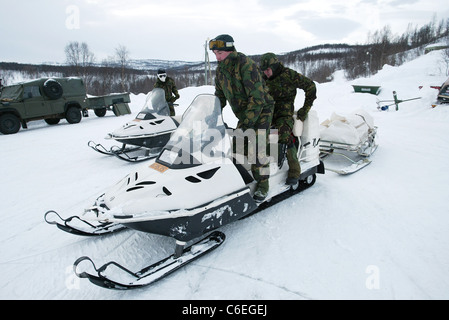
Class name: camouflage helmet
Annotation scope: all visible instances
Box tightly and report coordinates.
[260,52,279,71]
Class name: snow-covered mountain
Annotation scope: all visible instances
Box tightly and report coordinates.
[0,49,448,300]
[125,59,205,71]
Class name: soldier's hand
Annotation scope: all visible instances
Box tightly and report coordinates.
[296,109,307,121]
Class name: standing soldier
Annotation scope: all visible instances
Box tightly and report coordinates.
[259,52,317,185]
[154,69,180,116]
[209,34,275,202]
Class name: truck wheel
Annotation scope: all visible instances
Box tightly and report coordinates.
[43,79,63,100]
[94,108,107,117]
[0,114,21,134]
[45,118,61,125]
[65,107,82,124]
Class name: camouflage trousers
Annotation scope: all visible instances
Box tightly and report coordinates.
[168,103,175,117]
[272,102,301,179]
[234,108,273,194]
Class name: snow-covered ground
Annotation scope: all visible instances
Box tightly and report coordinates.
[1,50,448,300]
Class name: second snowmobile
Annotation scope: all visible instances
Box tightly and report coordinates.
[49,93,324,289]
[88,88,180,162]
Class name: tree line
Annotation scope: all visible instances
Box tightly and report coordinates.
[278,16,449,82]
[1,17,448,94]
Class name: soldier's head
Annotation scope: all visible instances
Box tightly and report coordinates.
[260,52,280,79]
[157,69,167,82]
[209,34,235,61]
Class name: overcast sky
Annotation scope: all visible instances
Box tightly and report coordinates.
[2,0,448,65]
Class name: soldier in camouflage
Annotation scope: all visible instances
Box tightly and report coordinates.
[154,69,180,116]
[209,34,275,202]
[260,52,317,185]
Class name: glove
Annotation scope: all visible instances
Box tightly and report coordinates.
[296,108,308,121]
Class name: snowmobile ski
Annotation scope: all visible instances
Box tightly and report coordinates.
[88,140,142,156]
[111,147,161,162]
[87,141,160,162]
[44,210,126,236]
[73,231,225,290]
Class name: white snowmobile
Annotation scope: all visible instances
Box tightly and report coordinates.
[88,88,180,162]
[46,93,324,289]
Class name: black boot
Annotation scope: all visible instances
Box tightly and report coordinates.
[278,143,287,169]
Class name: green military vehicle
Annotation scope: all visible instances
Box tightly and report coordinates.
[0,77,131,134]
[87,92,131,117]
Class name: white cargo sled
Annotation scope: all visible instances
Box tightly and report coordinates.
[88,88,180,162]
[319,109,378,175]
[46,93,324,290]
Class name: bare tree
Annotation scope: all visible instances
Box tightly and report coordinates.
[442,37,449,76]
[98,56,118,95]
[115,44,130,92]
[64,41,95,89]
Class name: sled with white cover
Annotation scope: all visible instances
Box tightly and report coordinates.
[319,109,378,175]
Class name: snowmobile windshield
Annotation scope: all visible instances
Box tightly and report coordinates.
[438,78,449,99]
[138,88,170,118]
[157,94,231,169]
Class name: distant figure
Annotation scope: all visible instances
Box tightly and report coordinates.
[154,69,180,116]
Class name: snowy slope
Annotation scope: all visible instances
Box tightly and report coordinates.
[0,51,448,300]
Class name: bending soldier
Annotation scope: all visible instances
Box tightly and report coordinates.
[260,52,317,185]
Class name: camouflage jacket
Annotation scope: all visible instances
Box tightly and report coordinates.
[263,63,316,121]
[154,77,180,103]
[214,51,274,130]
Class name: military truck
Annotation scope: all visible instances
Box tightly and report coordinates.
[0,77,131,134]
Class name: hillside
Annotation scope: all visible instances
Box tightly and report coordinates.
[0,42,430,94]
